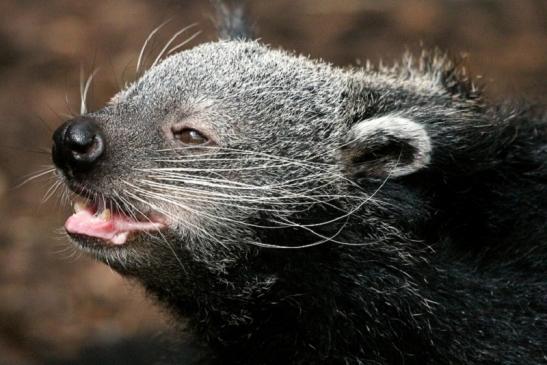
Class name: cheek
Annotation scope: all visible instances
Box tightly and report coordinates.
[87,125,165,183]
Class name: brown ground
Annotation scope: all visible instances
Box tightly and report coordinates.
[0,0,545,364]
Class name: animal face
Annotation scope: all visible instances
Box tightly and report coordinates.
[52,40,435,281]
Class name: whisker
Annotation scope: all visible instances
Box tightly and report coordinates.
[123,189,231,251]
[80,67,99,115]
[136,19,171,74]
[123,192,187,274]
[151,23,198,68]
[167,30,203,55]
[14,167,56,189]
[42,180,63,203]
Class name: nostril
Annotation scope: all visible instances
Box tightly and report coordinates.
[66,122,104,158]
[67,126,97,153]
[69,134,104,164]
[52,117,106,173]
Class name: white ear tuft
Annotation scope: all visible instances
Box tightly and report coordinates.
[343,115,432,177]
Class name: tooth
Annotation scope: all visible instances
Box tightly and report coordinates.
[99,208,111,221]
[73,197,90,213]
[111,231,129,245]
[74,201,85,213]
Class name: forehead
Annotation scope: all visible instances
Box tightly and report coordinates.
[116,41,267,106]
[114,40,342,107]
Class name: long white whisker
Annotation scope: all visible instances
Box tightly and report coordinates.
[151,23,198,68]
[116,187,188,274]
[167,30,203,55]
[15,167,56,189]
[123,189,231,251]
[136,19,171,73]
[42,180,63,203]
[80,68,99,115]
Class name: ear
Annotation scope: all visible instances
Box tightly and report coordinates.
[341,115,432,178]
[211,0,254,40]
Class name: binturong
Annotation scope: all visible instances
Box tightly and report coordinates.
[51,1,546,364]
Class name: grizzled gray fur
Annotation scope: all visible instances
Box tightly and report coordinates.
[52,3,547,365]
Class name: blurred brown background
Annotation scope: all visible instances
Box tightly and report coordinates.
[0,0,545,364]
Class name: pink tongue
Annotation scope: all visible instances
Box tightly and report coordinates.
[65,210,164,245]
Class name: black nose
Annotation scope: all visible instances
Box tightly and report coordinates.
[52,117,105,173]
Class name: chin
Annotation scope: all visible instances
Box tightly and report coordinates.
[67,231,144,272]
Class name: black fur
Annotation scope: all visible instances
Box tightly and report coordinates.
[53,3,547,364]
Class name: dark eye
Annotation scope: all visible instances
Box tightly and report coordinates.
[173,128,209,145]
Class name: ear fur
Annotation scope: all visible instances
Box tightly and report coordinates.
[211,0,254,40]
[341,115,432,178]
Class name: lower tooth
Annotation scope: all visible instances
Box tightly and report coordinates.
[111,231,129,245]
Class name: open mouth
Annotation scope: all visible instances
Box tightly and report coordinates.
[65,195,166,245]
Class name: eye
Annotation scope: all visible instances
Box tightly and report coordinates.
[173,128,209,145]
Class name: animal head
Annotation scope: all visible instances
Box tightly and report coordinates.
[51,2,482,293]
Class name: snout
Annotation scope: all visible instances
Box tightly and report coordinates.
[52,116,105,174]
